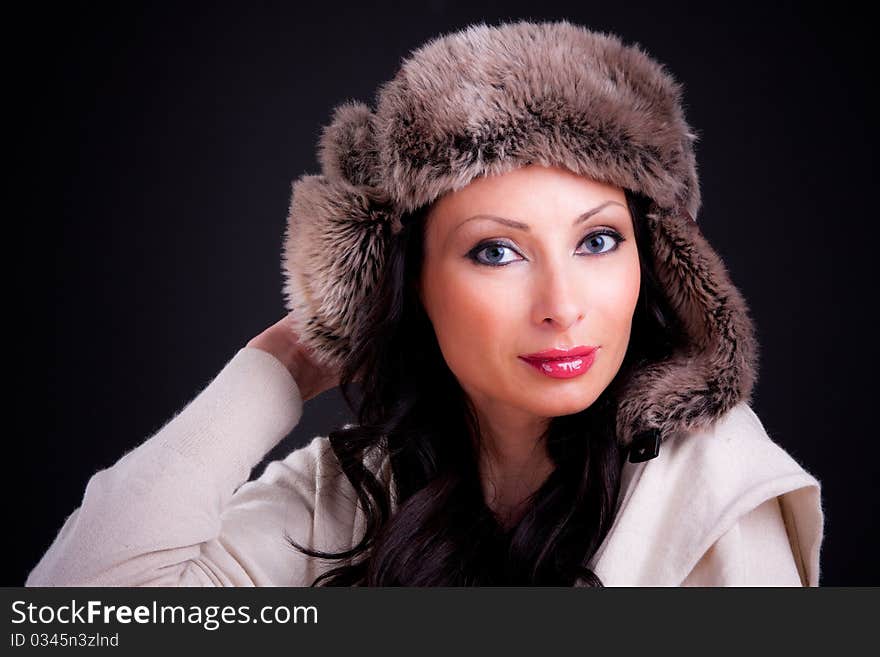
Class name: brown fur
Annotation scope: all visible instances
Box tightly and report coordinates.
[282,19,759,449]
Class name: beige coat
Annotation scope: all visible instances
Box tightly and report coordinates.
[26,347,824,587]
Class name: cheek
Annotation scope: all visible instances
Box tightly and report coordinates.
[424,265,517,358]
[588,257,642,378]
[593,259,641,333]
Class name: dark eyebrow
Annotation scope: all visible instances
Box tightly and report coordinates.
[455,200,626,233]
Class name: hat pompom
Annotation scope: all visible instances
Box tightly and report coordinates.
[318,100,383,188]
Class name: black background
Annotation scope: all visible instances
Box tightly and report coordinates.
[10,1,876,585]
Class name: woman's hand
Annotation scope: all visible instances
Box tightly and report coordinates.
[246,312,341,402]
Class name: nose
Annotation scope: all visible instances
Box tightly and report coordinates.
[531,261,586,330]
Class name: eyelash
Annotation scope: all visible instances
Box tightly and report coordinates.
[466,229,626,267]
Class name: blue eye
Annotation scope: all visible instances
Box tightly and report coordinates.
[579,230,622,255]
[467,230,624,267]
[472,242,519,266]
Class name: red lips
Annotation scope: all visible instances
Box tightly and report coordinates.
[520,346,598,360]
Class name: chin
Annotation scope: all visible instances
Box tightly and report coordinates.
[529,390,600,418]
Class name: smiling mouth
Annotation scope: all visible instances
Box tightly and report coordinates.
[518,348,598,379]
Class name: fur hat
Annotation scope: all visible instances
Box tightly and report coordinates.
[281,19,759,461]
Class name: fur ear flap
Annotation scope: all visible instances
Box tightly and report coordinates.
[318,100,383,188]
[282,173,397,368]
[615,204,760,448]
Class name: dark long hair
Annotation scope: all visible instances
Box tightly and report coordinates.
[286,188,685,585]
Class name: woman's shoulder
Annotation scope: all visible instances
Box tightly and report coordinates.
[657,401,823,546]
[590,401,825,585]
[659,401,821,498]
[667,402,825,585]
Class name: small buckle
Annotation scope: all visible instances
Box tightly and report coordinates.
[629,428,661,463]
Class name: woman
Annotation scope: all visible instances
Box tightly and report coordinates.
[28,19,824,587]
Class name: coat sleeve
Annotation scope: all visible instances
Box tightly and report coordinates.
[25,346,343,587]
[681,495,804,587]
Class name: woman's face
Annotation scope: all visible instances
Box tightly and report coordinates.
[419,164,641,426]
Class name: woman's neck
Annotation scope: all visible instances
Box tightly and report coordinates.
[477,428,555,531]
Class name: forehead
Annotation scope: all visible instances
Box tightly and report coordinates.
[425,164,628,232]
